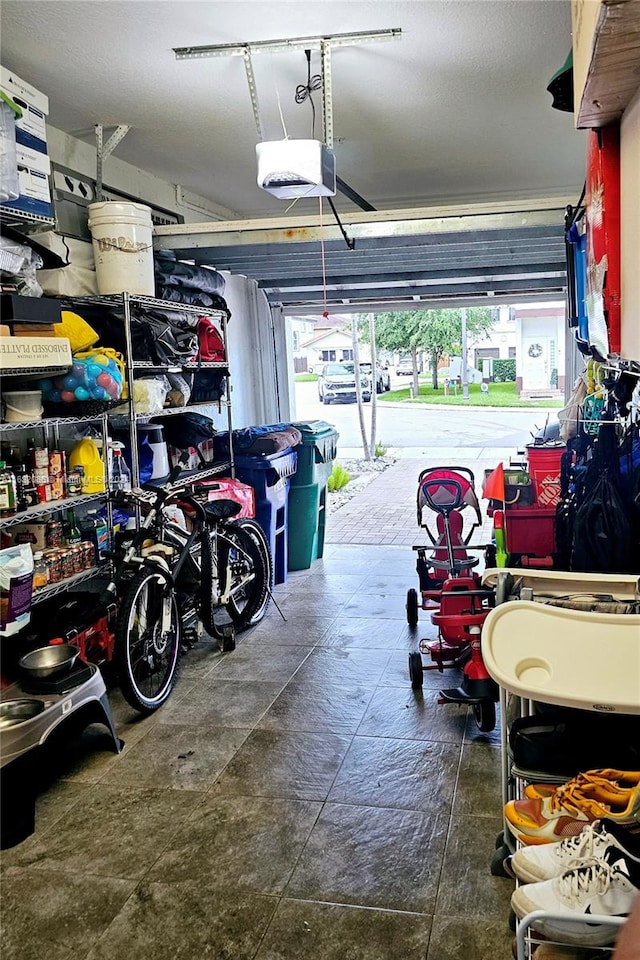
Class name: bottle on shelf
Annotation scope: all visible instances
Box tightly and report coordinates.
[69,437,105,494]
[63,508,82,546]
[27,437,49,471]
[32,551,49,590]
[109,442,132,493]
[0,460,18,517]
[13,462,39,511]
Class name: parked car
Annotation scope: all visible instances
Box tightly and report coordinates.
[318,362,372,404]
[360,362,391,393]
[396,359,415,376]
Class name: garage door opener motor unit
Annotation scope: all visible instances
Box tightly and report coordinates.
[256,139,336,199]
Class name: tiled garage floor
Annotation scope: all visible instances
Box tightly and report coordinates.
[1,538,514,960]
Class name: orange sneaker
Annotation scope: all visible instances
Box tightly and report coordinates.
[525,770,640,801]
[505,782,640,846]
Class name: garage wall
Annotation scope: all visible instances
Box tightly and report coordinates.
[42,127,297,429]
[221,273,293,429]
[620,86,640,359]
[47,125,232,223]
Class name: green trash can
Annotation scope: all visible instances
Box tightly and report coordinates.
[287,420,339,571]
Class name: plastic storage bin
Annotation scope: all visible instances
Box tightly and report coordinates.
[234,448,298,585]
[287,420,339,571]
[505,505,556,559]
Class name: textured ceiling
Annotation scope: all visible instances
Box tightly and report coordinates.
[1,0,585,219]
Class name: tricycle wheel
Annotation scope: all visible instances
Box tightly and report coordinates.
[472,699,496,733]
[406,588,419,626]
[408,652,423,689]
[490,845,512,878]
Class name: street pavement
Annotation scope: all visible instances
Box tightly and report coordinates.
[293,380,559,460]
[291,381,556,547]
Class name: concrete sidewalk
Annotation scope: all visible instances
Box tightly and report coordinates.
[326,452,501,546]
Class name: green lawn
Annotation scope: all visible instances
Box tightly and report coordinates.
[379,381,562,408]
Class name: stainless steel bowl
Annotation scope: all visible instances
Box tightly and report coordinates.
[18,644,79,680]
[0,698,46,729]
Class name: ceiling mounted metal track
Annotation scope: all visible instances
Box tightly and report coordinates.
[173,29,401,60]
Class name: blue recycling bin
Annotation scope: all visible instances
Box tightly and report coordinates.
[234,448,298,585]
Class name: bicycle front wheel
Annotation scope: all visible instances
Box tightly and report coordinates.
[218,520,271,629]
[114,569,181,713]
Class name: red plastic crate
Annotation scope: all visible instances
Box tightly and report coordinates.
[505,505,556,557]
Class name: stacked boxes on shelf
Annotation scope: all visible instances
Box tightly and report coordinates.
[0,65,52,219]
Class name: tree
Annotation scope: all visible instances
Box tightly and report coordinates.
[366,308,495,389]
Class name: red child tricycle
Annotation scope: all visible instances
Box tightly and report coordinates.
[406,467,498,732]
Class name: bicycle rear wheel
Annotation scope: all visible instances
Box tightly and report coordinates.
[218,519,271,629]
[114,569,181,713]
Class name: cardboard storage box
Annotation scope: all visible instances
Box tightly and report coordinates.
[11,324,59,337]
[0,64,48,152]
[0,336,71,370]
[2,167,52,219]
[15,143,51,176]
[0,65,49,114]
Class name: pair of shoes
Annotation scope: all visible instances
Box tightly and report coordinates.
[512,819,640,884]
[532,944,613,959]
[526,769,640,801]
[511,843,640,947]
[505,782,640,845]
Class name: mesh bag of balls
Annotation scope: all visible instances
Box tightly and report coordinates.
[38,348,126,413]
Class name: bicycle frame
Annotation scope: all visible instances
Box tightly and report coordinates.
[108,481,259,627]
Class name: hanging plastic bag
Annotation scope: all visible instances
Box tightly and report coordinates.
[557,375,587,442]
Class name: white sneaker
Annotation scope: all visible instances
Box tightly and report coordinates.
[512,819,640,884]
[511,851,640,946]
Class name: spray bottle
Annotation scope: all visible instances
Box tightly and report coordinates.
[109,441,132,493]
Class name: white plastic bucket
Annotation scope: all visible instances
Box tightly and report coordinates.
[3,390,43,422]
[87,201,155,295]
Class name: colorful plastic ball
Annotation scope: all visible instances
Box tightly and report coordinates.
[74,386,91,401]
[63,374,79,390]
[48,388,62,403]
[96,372,113,389]
[61,390,76,403]
[91,386,109,401]
[72,363,85,379]
[92,354,110,367]
[54,376,66,389]
[105,381,120,398]
[38,379,53,396]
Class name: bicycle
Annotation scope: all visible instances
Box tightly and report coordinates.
[106,465,272,713]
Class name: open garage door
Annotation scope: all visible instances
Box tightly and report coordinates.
[154,198,567,314]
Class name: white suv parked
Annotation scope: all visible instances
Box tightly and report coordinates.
[360,362,391,393]
[318,362,372,404]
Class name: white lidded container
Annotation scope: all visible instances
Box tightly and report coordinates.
[137,423,170,480]
[2,390,43,422]
[87,200,155,295]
